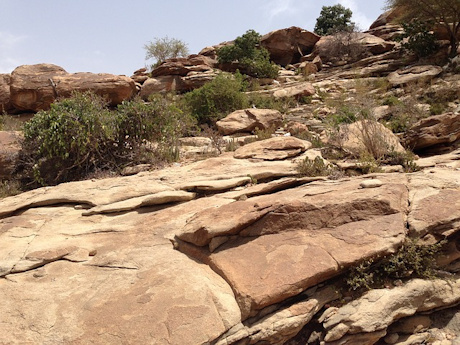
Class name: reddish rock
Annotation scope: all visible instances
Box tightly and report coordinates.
[216,109,283,135]
[10,64,136,112]
[403,112,460,152]
[261,27,320,66]
[151,55,216,77]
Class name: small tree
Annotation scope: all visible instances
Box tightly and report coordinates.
[397,20,439,58]
[144,36,189,68]
[217,30,279,79]
[314,4,355,36]
[386,0,460,57]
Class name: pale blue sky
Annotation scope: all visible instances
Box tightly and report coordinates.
[0,0,386,76]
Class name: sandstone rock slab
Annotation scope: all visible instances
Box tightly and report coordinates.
[388,65,443,86]
[10,64,136,112]
[234,136,311,160]
[216,108,283,135]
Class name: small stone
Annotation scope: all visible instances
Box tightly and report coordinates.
[360,179,383,188]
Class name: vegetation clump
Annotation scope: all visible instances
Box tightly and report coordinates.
[396,21,439,58]
[182,72,249,125]
[20,91,192,186]
[314,4,355,36]
[144,36,189,69]
[217,30,279,79]
[297,156,334,177]
[346,239,445,291]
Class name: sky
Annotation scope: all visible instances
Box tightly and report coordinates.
[0,0,387,76]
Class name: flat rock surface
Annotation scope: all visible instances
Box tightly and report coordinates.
[1,149,459,344]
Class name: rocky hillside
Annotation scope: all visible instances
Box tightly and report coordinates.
[1,10,460,345]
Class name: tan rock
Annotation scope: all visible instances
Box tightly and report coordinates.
[403,112,460,152]
[150,55,216,77]
[234,137,310,160]
[10,64,136,112]
[216,109,283,135]
[388,65,443,86]
[332,120,405,158]
[261,27,320,66]
[273,81,315,99]
[176,175,409,318]
[323,277,460,343]
[140,75,184,98]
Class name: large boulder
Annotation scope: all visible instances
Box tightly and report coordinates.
[272,81,315,99]
[331,120,406,157]
[216,109,283,135]
[150,55,216,77]
[314,33,396,64]
[139,75,184,98]
[233,136,311,160]
[387,65,443,86]
[10,64,136,112]
[403,112,460,153]
[175,174,409,318]
[261,27,320,66]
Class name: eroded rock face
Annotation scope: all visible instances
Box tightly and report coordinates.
[403,112,460,153]
[216,108,283,135]
[150,55,216,77]
[9,64,136,112]
[387,65,443,86]
[233,136,311,160]
[261,26,320,66]
[175,174,409,318]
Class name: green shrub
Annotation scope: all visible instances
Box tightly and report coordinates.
[20,91,192,186]
[346,239,445,291]
[297,156,334,177]
[217,30,279,79]
[182,73,249,125]
[397,21,439,58]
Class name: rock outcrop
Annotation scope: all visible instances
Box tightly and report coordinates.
[1,136,459,344]
[216,108,283,135]
[8,64,136,112]
[261,26,320,66]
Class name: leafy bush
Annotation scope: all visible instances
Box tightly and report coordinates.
[217,30,279,79]
[314,4,355,36]
[297,156,334,177]
[346,239,445,291]
[20,91,192,186]
[144,36,189,69]
[182,73,249,125]
[397,21,439,58]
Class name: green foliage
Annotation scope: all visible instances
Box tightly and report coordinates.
[346,239,445,291]
[331,105,358,127]
[386,0,460,57]
[144,36,189,68]
[297,156,334,177]
[314,4,355,36]
[358,152,383,174]
[182,73,249,125]
[20,91,192,186]
[382,95,402,106]
[217,30,279,79]
[396,21,439,58]
[384,150,420,172]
